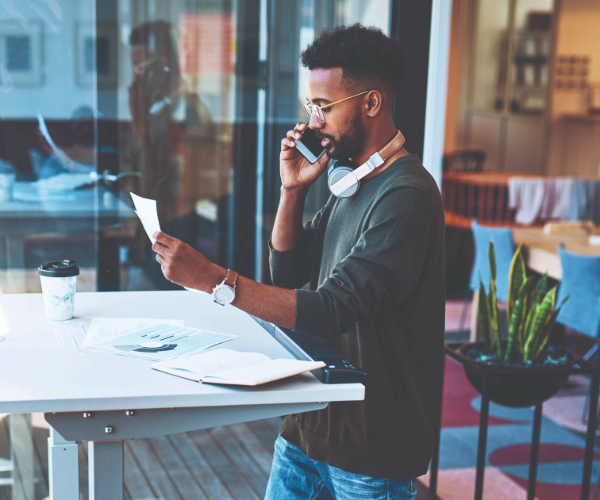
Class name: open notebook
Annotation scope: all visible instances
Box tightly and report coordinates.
[151,348,325,386]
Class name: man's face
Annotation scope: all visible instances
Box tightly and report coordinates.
[305,68,366,161]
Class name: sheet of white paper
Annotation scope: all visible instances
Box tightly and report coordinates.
[83,318,184,347]
[85,324,237,361]
[37,113,93,174]
[130,193,161,243]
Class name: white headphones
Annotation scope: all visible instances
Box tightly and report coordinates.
[327,130,406,198]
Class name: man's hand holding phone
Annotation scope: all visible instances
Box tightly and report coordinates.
[280,123,330,191]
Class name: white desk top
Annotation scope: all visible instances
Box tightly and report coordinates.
[0,291,364,413]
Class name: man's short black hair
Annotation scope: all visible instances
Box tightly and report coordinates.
[301,24,404,100]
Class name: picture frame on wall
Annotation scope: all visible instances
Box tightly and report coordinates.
[76,23,117,87]
[0,22,43,87]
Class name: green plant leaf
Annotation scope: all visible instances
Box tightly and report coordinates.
[507,243,525,323]
[489,278,502,358]
[524,287,557,360]
[533,308,561,361]
[532,273,548,307]
[488,240,497,282]
[478,281,492,351]
[506,294,526,360]
[532,294,570,361]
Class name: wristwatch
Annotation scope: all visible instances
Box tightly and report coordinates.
[212,269,238,306]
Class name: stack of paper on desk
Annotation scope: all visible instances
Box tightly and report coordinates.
[152,348,326,386]
[83,318,185,347]
[84,323,237,361]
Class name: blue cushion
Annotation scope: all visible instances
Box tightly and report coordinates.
[469,220,514,303]
[556,244,600,338]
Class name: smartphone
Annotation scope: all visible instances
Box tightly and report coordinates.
[294,124,327,163]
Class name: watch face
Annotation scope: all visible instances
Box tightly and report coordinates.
[214,284,235,304]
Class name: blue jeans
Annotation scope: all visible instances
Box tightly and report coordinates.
[265,436,417,500]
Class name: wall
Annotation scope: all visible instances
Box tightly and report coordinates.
[0,0,94,119]
[444,0,464,153]
[546,0,600,176]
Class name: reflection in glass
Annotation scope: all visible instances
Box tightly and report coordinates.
[0,0,99,295]
[118,3,235,291]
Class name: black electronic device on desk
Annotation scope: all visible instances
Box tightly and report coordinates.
[251,316,367,384]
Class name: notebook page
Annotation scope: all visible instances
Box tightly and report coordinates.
[153,348,270,379]
[201,358,325,386]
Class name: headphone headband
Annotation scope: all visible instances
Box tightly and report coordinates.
[329,130,405,197]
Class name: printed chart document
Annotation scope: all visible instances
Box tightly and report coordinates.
[130,192,161,243]
[152,348,325,386]
[82,318,185,347]
[85,325,237,361]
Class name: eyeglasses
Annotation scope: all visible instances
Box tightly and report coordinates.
[303,90,371,124]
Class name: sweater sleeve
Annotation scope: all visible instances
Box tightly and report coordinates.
[268,200,330,290]
[294,186,433,338]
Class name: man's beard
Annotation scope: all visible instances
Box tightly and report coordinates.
[321,108,366,162]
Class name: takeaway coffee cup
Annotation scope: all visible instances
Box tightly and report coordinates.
[38,260,80,321]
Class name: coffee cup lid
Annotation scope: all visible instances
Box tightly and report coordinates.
[38,260,80,277]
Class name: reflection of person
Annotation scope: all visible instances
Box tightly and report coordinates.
[128,21,215,281]
[129,21,180,223]
[153,25,445,499]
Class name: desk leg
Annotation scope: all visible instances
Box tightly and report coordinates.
[48,427,79,500]
[581,371,600,500]
[89,440,124,500]
[474,378,490,500]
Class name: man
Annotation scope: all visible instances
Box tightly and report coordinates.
[153,24,445,500]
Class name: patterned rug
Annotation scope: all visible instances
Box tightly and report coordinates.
[417,356,600,500]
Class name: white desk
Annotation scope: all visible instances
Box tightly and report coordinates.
[0,290,364,500]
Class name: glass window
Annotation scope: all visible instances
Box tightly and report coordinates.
[0,0,98,294]
[1,0,396,293]
[113,1,238,291]
[255,0,391,283]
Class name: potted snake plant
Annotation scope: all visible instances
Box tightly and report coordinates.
[458,241,574,407]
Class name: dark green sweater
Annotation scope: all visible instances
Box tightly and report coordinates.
[269,154,446,480]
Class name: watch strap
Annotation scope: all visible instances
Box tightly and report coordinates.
[224,269,238,288]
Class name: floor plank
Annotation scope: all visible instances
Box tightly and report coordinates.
[6,415,34,500]
[0,417,280,500]
[30,428,48,500]
[246,419,278,455]
[146,436,209,500]
[227,424,273,476]
[186,430,261,500]
[262,417,284,435]
[167,433,235,500]
[126,440,182,500]
[208,426,268,498]
[0,416,14,500]
[124,442,157,500]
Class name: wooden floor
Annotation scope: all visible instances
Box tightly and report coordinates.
[0,413,283,500]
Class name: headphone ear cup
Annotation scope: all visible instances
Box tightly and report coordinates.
[328,158,360,198]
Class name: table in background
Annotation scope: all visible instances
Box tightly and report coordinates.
[0,290,364,500]
[443,172,539,227]
[469,227,600,339]
[0,182,136,291]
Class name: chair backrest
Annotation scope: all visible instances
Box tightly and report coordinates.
[556,245,600,338]
[469,220,514,302]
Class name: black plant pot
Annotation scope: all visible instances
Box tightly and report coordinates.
[458,342,577,408]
